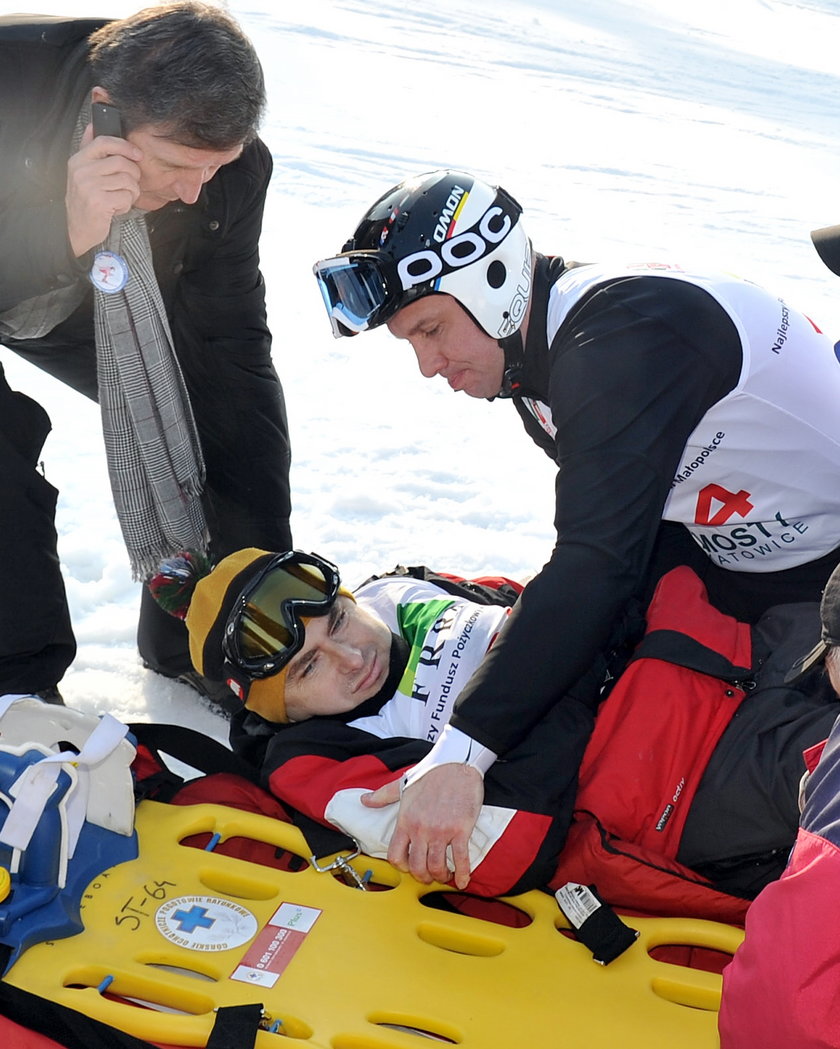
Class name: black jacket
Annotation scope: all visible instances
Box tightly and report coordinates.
[0,15,291,554]
[450,255,744,754]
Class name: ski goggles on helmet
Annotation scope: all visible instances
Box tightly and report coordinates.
[222,551,341,681]
[313,252,402,338]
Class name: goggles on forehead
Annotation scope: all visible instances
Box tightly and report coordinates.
[222,551,341,684]
[313,251,401,338]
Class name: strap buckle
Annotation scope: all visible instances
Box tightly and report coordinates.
[309,844,369,891]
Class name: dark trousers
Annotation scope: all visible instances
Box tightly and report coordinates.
[647,521,840,898]
[679,601,839,898]
[0,363,75,691]
[3,310,293,679]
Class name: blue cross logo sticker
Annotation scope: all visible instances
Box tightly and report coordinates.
[172,905,216,934]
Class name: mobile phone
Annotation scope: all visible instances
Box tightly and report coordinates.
[92,102,123,138]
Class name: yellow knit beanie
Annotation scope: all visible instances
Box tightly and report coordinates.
[185,548,352,724]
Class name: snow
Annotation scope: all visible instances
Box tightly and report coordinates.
[2,0,839,743]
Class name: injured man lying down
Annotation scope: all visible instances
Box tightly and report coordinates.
[150,546,838,906]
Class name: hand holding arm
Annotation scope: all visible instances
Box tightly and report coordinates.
[363,763,484,889]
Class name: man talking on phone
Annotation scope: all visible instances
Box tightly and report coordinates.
[0,3,292,704]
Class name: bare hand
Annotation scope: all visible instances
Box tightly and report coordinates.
[362,764,484,889]
[65,124,144,256]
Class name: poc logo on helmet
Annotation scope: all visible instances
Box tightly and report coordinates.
[397,189,515,291]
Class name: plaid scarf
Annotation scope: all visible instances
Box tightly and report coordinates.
[94,208,208,580]
[0,100,208,580]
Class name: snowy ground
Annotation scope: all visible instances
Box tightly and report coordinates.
[2,0,839,743]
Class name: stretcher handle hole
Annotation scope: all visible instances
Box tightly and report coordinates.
[416,921,506,957]
[180,831,310,873]
[63,970,215,1015]
[648,943,734,974]
[419,891,532,928]
[371,1014,460,1042]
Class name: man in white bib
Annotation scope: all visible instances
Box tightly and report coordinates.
[313,170,840,888]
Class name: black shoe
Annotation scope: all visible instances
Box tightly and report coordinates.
[34,686,65,706]
[176,671,242,717]
[175,670,242,717]
[142,662,241,717]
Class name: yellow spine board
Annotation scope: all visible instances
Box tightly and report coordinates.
[5,800,744,1048]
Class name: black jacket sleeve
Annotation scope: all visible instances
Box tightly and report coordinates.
[0,22,99,309]
[164,138,292,552]
[450,275,742,754]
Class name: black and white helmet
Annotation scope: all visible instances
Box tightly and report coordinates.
[313,170,533,340]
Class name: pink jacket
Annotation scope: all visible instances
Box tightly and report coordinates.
[719,727,840,1047]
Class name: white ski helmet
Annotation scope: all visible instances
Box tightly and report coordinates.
[313,170,533,341]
